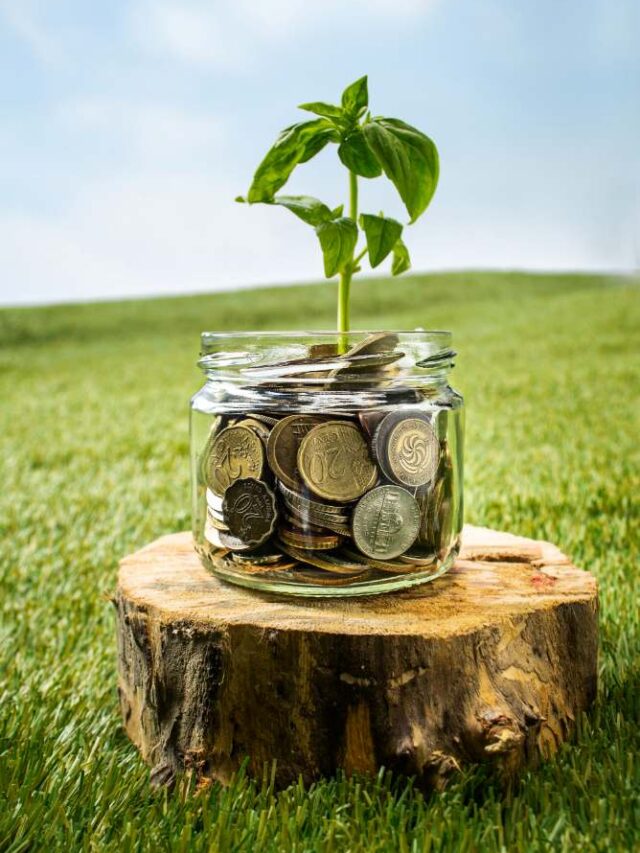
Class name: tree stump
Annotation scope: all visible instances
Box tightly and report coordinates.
[115,526,598,790]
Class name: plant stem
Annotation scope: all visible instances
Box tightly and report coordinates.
[337,170,358,351]
[353,247,368,266]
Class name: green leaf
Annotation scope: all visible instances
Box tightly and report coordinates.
[299,124,338,163]
[271,195,334,226]
[360,214,403,268]
[338,131,382,178]
[315,217,358,278]
[298,101,344,120]
[247,119,337,202]
[341,76,368,116]
[362,117,439,222]
[391,238,411,276]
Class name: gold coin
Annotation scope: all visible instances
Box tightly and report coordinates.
[328,351,403,381]
[230,549,284,565]
[205,425,265,496]
[277,527,341,551]
[344,332,400,356]
[340,546,420,574]
[399,548,438,567]
[307,342,339,359]
[198,416,223,484]
[284,509,348,535]
[247,413,280,427]
[266,414,325,490]
[277,482,348,517]
[277,542,364,576]
[386,416,439,487]
[206,508,229,531]
[285,509,352,538]
[235,417,271,443]
[225,554,296,574]
[297,421,377,502]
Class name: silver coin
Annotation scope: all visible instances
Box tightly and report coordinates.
[351,485,420,560]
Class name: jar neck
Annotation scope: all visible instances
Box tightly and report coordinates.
[197,331,456,396]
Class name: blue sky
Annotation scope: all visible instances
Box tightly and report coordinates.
[0,0,638,305]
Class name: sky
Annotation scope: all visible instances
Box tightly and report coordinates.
[0,0,638,305]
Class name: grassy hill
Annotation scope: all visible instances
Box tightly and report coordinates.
[1,271,638,852]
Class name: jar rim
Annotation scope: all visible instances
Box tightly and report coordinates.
[197,330,455,391]
[200,329,452,341]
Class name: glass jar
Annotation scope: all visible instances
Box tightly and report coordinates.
[190,331,464,597]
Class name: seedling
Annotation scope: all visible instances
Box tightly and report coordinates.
[237,75,439,340]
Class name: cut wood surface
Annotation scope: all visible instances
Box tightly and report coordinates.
[115,525,598,790]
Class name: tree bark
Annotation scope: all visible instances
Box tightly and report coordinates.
[115,526,598,790]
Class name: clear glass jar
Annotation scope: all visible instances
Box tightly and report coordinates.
[190,331,464,597]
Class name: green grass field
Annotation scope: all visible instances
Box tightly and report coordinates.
[1,271,638,852]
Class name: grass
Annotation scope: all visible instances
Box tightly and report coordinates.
[0,270,638,852]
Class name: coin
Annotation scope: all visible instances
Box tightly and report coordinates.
[280,490,350,521]
[415,348,457,369]
[328,351,404,380]
[277,541,364,575]
[280,493,349,523]
[222,477,278,547]
[386,416,439,487]
[285,507,352,537]
[266,414,325,490]
[218,529,255,551]
[344,332,400,356]
[308,342,339,359]
[358,411,387,439]
[224,554,296,574]
[341,547,421,574]
[283,500,350,531]
[277,481,348,516]
[205,487,225,514]
[198,416,223,484]
[230,548,284,565]
[373,412,438,487]
[204,522,248,551]
[399,547,438,566]
[245,413,280,427]
[205,425,265,496]
[351,485,420,560]
[206,508,229,531]
[298,421,377,502]
[277,526,341,551]
[235,417,271,443]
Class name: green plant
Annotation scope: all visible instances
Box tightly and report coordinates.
[237,75,439,339]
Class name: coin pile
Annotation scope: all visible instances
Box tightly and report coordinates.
[197,333,455,587]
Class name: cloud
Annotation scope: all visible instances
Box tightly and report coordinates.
[0,171,321,304]
[2,163,634,306]
[0,0,60,63]
[130,0,437,70]
[57,98,227,161]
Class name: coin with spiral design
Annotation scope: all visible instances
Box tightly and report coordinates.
[386,417,439,487]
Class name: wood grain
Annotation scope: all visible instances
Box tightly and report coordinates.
[115,525,598,790]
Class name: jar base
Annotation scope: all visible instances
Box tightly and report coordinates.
[197,542,459,598]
